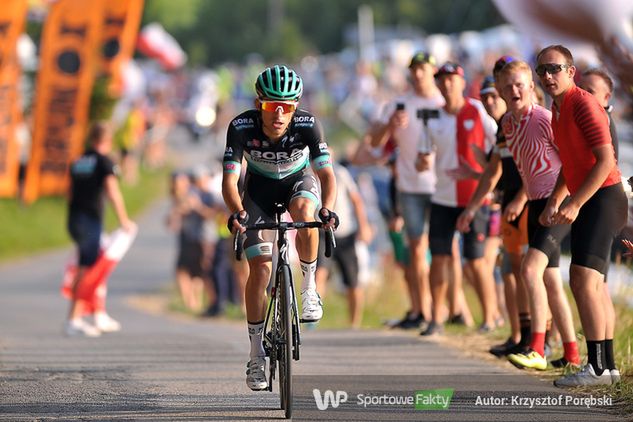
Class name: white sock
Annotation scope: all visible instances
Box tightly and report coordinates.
[300,259,317,291]
[247,321,266,359]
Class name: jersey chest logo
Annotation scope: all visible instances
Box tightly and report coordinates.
[250,148,304,160]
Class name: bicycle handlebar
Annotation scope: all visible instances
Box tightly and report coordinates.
[233,222,336,261]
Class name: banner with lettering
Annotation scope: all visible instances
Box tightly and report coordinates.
[100,0,144,94]
[23,0,105,203]
[0,0,28,197]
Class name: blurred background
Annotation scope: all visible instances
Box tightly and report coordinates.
[2,0,633,313]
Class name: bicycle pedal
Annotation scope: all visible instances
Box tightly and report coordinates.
[300,318,320,324]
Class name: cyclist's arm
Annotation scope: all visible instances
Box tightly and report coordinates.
[222,171,243,214]
[315,166,337,211]
[222,121,245,214]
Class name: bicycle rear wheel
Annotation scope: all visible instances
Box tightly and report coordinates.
[278,264,293,419]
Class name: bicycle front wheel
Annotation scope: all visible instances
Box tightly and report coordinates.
[278,264,293,419]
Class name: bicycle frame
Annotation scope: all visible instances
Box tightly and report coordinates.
[264,211,303,390]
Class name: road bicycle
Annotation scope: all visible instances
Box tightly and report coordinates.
[234,203,335,419]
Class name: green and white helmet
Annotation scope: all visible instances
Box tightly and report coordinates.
[255,65,303,101]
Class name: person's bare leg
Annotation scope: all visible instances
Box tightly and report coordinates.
[244,257,272,322]
[502,271,520,343]
[543,268,576,343]
[176,269,193,309]
[347,287,364,328]
[430,255,451,323]
[467,257,497,327]
[316,267,329,298]
[289,198,318,263]
[602,283,615,341]
[413,234,431,320]
[190,276,205,311]
[570,265,606,340]
[68,267,87,320]
[406,235,425,318]
[520,249,549,356]
[448,237,462,317]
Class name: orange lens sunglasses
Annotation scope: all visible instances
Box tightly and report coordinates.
[260,101,297,113]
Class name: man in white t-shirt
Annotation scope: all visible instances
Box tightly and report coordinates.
[369,52,445,329]
[416,62,498,335]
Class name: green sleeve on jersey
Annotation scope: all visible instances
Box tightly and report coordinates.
[311,154,332,170]
[223,160,241,174]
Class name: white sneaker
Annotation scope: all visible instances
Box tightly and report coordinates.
[93,313,121,333]
[610,368,621,384]
[65,319,101,338]
[300,289,323,322]
[554,363,612,387]
[246,357,268,391]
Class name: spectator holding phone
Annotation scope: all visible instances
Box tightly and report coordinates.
[416,62,498,335]
[369,52,445,330]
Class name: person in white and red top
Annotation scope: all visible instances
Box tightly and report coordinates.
[370,52,445,330]
[416,62,497,335]
[537,45,627,387]
[488,60,580,373]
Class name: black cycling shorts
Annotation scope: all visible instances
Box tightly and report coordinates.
[242,171,320,259]
[317,231,359,288]
[571,183,628,275]
[527,198,570,268]
[429,203,488,260]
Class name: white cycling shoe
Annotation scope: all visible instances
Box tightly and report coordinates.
[246,357,268,391]
[300,289,323,322]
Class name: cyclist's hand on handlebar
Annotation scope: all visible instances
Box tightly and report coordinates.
[227,210,249,234]
[319,207,339,230]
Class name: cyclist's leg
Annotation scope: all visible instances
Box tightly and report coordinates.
[242,176,280,390]
[288,173,320,266]
[288,173,323,321]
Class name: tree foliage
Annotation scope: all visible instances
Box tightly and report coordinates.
[141,0,505,66]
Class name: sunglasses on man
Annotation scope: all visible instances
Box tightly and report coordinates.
[260,100,298,113]
[535,63,570,77]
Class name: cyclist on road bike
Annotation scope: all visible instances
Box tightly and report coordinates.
[222,65,339,391]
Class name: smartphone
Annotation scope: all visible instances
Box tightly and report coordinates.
[396,103,405,111]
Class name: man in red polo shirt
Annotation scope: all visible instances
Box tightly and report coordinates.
[536,45,628,387]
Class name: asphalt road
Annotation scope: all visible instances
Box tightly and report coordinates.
[0,131,626,421]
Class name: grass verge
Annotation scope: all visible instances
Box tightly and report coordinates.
[0,166,169,262]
